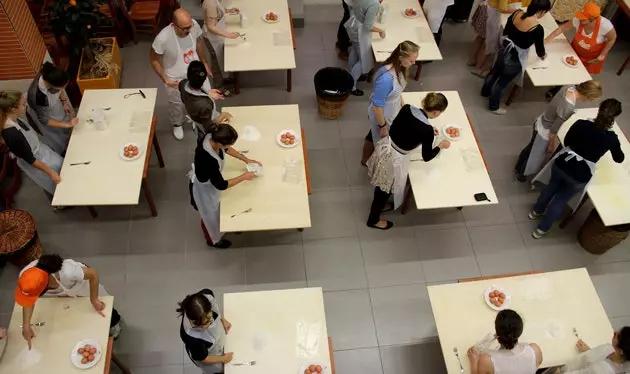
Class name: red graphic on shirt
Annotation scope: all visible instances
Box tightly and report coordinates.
[183,49,196,64]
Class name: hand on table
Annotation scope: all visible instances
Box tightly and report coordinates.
[378,31,386,39]
[91,299,106,317]
[439,140,451,149]
[223,352,234,363]
[245,158,262,167]
[588,54,606,64]
[467,346,480,365]
[22,325,35,350]
[209,89,225,100]
[67,118,78,128]
[221,318,232,333]
[226,32,241,39]
[242,172,256,181]
[576,339,590,352]
[50,171,62,184]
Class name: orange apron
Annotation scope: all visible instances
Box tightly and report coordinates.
[571,17,606,74]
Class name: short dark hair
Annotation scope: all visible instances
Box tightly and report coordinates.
[41,62,69,87]
[187,61,207,90]
[521,0,551,19]
[210,123,238,146]
[36,254,64,274]
[177,292,212,327]
[495,309,523,350]
[618,326,630,360]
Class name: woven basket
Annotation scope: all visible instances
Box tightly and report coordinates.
[578,209,629,254]
[0,209,42,268]
[317,94,350,120]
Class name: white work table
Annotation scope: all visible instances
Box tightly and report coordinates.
[224,288,332,374]
[52,88,165,217]
[428,269,613,373]
[220,105,311,233]
[0,296,114,374]
[401,91,498,212]
[224,0,296,93]
[556,109,630,226]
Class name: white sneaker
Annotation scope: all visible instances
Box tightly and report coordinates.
[491,108,507,115]
[173,125,184,140]
[531,228,547,239]
[528,210,543,220]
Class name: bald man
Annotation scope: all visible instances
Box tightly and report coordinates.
[150,9,213,140]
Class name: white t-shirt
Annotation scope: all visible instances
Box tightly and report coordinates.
[21,259,107,297]
[152,20,204,80]
[572,17,613,44]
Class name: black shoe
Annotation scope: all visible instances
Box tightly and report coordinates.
[350,89,364,96]
[208,239,232,249]
[367,221,394,230]
[358,74,368,82]
[516,174,527,183]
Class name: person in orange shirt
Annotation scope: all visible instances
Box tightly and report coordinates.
[544,2,617,98]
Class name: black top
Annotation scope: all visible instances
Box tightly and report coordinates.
[179,79,215,134]
[179,289,219,362]
[389,104,440,161]
[27,74,53,126]
[194,140,228,190]
[555,119,625,183]
[504,11,546,58]
[1,120,36,165]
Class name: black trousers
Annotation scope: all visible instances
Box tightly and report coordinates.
[367,186,391,225]
[514,128,538,176]
[337,0,351,53]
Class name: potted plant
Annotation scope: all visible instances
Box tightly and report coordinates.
[48,0,123,93]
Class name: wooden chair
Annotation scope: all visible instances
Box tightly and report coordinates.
[617,55,630,76]
[458,271,544,283]
[127,0,161,43]
[0,145,22,210]
[94,0,133,47]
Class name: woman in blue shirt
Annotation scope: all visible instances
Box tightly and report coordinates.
[361,41,419,165]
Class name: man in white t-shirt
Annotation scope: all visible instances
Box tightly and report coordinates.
[150,8,212,140]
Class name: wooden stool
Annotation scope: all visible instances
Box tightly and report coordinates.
[0,210,43,268]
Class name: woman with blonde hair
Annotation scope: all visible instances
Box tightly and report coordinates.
[0,90,63,203]
[202,0,240,92]
[366,92,450,229]
[361,40,420,165]
[515,80,602,182]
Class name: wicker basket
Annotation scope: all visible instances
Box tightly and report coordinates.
[0,209,43,268]
[578,209,630,254]
[317,94,350,120]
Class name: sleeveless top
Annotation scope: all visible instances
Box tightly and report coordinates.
[490,343,537,374]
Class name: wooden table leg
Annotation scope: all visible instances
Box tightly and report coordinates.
[152,132,165,168]
[233,72,240,95]
[401,183,413,215]
[505,85,519,106]
[287,69,292,92]
[87,206,98,218]
[414,61,423,81]
[141,178,158,217]
[559,195,588,229]
[617,55,630,76]
[328,337,336,374]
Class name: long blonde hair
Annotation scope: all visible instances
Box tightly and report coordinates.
[575,80,602,101]
[0,90,23,132]
[383,40,420,85]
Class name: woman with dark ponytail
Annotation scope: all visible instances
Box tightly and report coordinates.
[188,122,262,249]
[529,99,624,239]
[178,289,233,373]
[468,309,543,373]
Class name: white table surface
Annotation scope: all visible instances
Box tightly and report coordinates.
[501,11,592,86]
[403,91,498,210]
[557,108,630,226]
[0,296,114,374]
[224,288,331,374]
[372,0,443,62]
[428,269,613,373]
[224,0,296,72]
[52,88,157,206]
[220,105,311,232]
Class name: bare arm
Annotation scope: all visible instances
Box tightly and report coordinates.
[201,353,232,364]
[545,22,573,43]
[226,146,248,163]
[82,267,100,304]
[32,160,60,183]
[476,354,495,374]
[226,173,254,188]
[47,118,75,129]
[196,38,210,67]
[149,49,169,84]
[371,106,387,136]
[530,343,544,367]
[599,28,617,57]
[22,306,35,349]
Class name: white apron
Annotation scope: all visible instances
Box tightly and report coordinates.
[37,77,71,155]
[531,147,596,212]
[522,116,551,176]
[183,294,226,374]
[168,28,201,81]
[368,69,406,143]
[204,0,228,77]
[7,119,63,196]
[189,135,225,244]
[368,137,411,209]
[344,15,374,74]
[485,4,502,55]
[424,0,455,33]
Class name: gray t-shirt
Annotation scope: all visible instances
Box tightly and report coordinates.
[540,85,576,133]
[352,0,380,30]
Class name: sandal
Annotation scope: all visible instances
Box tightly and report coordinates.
[367,221,394,230]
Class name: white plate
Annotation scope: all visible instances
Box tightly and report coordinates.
[299,361,331,374]
[401,8,420,18]
[562,55,580,69]
[484,285,511,311]
[262,11,280,23]
[276,130,300,148]
[119,142,143,161]
[442,124,462,141]
[71,339,102,369]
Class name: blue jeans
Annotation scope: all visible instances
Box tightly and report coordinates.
[533,164,586,232]
[348,45,362,90]
[481,45,522,110]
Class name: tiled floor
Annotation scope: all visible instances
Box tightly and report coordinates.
[2,4,630,373]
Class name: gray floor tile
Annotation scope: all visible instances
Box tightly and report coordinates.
[323,289,378,350]
[379,341,447,374]
[588,262,630,318]
[361,237,425,288]
[469,224,527,254]
[128,366,184,374]
[342,139,372,188]
[416,227,474,260]
[350,187,417,241]
[334,347,384,374]
[610,315,630,331]
[128,201,188,254]
[71,220,131,256]
[300,107,342,150]
[421,256,481,283]
[462,201,515,227]
[304,237,367,291]
[114,328,184,368]
[370,284,437,345]
[301,190,358,241]
[307,149,350,191]
[245,244,306,284]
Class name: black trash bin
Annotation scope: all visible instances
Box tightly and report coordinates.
[314,67,354,119]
